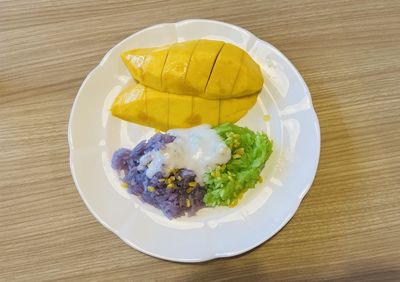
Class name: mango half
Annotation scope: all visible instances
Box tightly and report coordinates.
[111,83,257,131]
[121,39,263,100]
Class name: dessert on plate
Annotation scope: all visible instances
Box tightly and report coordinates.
[110,39,272,219]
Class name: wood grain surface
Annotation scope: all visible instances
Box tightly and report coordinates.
[1,0,400,281]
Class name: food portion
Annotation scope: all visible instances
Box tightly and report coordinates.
[111,39,272,219]
[111,83,257,131]
[111,133,207,219]
[184,40,224,94]
[120,39,263,99]
[112,124,273,219]
[162,40,198,94]
[204,123,273,207]
[113,39,264,131]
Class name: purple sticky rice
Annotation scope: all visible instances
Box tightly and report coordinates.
[111,133,206,219]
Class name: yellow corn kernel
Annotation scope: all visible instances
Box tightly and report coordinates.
[186,187,194,194]
[232,154,241,159]
[169,176,175,181]
[167,183,174,189]
[235,147,245,155]
[147,186,155,192]
[121,182,128,188]
[220,164,226,171]
[189,182,197,187]
[259,175,263,183]
[177,176,182,181]
[229,199,238,207]
[186,198,191,207]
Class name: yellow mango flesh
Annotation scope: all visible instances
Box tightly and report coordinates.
[141,47,169,90]
[121,39,263,99]
[204,43,243,98]
[191,97,220,125]
[121,47,169,90]
[168,95,193,129]
[220,95,258,122]
[162,40,198,93]
[185,40,224,93]
[111,83,148,124]
[121,48,154,82]
[232,51,264,97]
[146,88,169,131]
[111,83,257,131]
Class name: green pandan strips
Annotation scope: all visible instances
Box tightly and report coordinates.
[204,123,273,207]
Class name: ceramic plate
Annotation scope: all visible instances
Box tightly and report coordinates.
[68,19,320,262]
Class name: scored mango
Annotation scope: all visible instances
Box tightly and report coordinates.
[120,39,263,99]
[111,83,257,131]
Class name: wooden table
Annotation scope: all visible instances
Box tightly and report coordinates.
[1,0,399,280]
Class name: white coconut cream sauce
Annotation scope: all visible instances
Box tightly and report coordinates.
[138,125,231,184]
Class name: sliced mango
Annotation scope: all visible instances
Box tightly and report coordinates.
[185,40,224,93]
[191,96,220,125]
[121,39,263,99]
[162,40,198,93]
[168,95,193,129]
[141,47,169,90]
[145,87,169,131]
[111,83,148,124]
[111,83,257,131]
[220,95,258,122]
[205,43,243,98]
[232,51,264,97]
[121,46,169,90]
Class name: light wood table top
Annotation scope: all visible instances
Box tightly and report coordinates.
[1,0,399,280]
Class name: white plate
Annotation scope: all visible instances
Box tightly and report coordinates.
[68,19,320,262]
